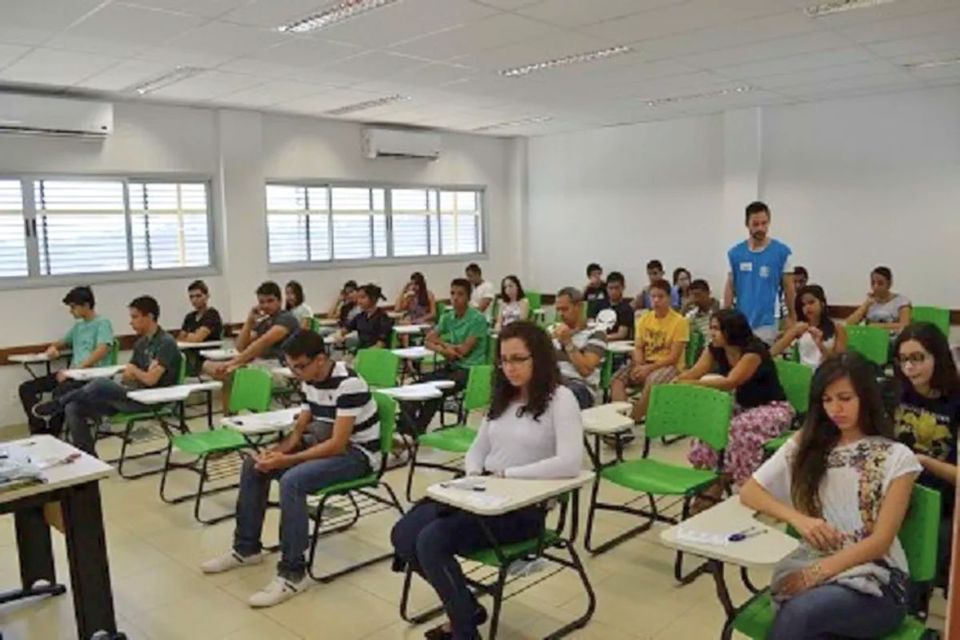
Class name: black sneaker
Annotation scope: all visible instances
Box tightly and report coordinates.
[32,400,63,420]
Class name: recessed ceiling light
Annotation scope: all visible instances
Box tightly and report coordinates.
[804,0,897,18]
[902,56,960,69]
[127,66,204,95]
[325,94,410,116]
[472,116,553,132]
[645,85,754,107]
[278,0,402,33]
[499,45,632,78]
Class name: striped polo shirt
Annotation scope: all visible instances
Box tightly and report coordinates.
[554,326,607,392]
[301,361,381,469]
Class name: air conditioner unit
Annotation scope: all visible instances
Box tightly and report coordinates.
[0,93,113,138]
[362,127,440,160]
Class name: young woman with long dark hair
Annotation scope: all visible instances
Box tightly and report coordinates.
[395,272,436,325]
[390,321,583,640]
[741,353,920,639]
[495,274,529,331]
[284,280,313,330]
[771,284,847,368]
[845,266,912,333]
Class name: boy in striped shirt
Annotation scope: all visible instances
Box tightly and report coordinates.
[201,331,380,608]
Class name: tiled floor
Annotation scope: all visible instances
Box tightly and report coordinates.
[0,418,947,640]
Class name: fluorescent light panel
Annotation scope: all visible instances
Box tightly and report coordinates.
[499,45,632,78]
[128,66,204,95]
[472,116,553,132]
[325,94,410,115]
[805,0,897,17]
[903,56,960,69]
[645,85,753,107]
[278,0,401,33]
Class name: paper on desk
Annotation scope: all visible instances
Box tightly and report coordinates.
[459,492,510,510]
[676,526,729,547]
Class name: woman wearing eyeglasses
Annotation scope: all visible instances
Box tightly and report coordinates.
[893,322,959,592]
[390,321,584,640]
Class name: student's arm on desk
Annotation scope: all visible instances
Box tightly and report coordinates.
[257,414,356,471]
[675,348,715,382]
[263,410,310,457]
[679,353,760,392]
[180,325,212,343]
[230,325,290,370]
[123,360,167,388]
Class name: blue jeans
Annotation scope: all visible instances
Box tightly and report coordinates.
[563,378,595,409]
[233,446,371,580]
[57,378,150,455]
[771,583,906,639]
[390,500,544,639]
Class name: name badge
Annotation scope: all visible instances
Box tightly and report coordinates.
[759,265,771,278]
[739,262,753,272]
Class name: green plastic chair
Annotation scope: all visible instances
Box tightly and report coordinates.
[911,306,949,338]
[762,360,813,456]
[106,340,120,365]
[306,391,404,582]
[846,324,890,367]
[599,351,615,402]
[585,384,733,572]
[103,351,187,479]
[526,291,542,314]
[355,348,400,389]
[685,325,705,369]
[404,364,493,501]
[731,485,941,640]
[159,367,273,524]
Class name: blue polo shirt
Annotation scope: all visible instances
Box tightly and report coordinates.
[728,239,792,330]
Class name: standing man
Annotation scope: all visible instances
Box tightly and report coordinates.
[465,263,496,323]
[724,201,794,344]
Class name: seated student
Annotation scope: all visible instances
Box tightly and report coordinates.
[395,272,437,325]
[284,280,313,330]
[551,287,605,409]
[772,285,847,368]
[685,279,720,351]
[633,259,680,310]
[201,331,380,607]
[179,279,224,376]
[465,263,496,323]
[390,321,583,640]
[33,296,181,456]
[680,309,794,490]
[611,279,688,423]
[335,283,394,350]
[741,353,920,640]
[892,322,958,589]
[203,281,299,412]
[329,280,360,328]
[845,266,911,333]
[407,279,488,432]
[595,271,633,341]
[583,262,606,319]
[19,286,114,437]
[673,267,693,312]
[494,275,529,332]
[779,266,809,320]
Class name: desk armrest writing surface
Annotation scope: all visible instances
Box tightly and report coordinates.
[391,346,434,360]
[177,340,225,350]
[581,402,634,435]
[426,471,594,517]
[378,380,456,401]
[0,435,113,506]
[221,407,301,435]
[62,365,125,381]
[199,348,238,361]
[126,381,223,405]
[659,496,799,569]
[605,341,635,355]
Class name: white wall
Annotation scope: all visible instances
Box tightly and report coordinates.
[526,85,960,309]
[0,101,519,427]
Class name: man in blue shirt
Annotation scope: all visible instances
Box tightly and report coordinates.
[723,201,795,344]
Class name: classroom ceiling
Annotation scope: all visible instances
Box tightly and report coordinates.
[0,0,958,136]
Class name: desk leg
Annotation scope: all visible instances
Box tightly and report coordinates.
[0,504,67,605]
[61,481,125,640]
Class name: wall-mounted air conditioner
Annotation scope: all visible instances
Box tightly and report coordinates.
[362,127,440,160]
[0,93,113,138]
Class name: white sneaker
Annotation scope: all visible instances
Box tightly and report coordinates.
[200,550,264,574]
[248,574,312,608]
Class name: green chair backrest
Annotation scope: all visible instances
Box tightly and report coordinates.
[107,340,120,365]
[526,291,542,313]
[355,348,400,389]
[911,306,950,339]
[177,351,187,384]
[846,325,890,366]
[436,301,449,319]
[685,324,705,369]
[898,484,941,582]
[775,359,813,416]
[645,384,733,451]
[600,352,614,392]
[309,316,321,333]
[463,364,494,413]
[486,334,497,365]
[228,367,273,414]
[372,391,398,455]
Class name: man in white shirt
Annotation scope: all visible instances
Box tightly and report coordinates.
[465,263,496,322]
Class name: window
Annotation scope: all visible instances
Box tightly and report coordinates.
[0,177,214,282]
[265,183,483,266]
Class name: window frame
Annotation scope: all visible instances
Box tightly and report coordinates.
[265,179,487,273]
[0,172,219,290]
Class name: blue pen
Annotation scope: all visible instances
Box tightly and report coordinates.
[728,526,764,542]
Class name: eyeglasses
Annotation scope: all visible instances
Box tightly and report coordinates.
[499,355,532,368]
[896,353,927,367]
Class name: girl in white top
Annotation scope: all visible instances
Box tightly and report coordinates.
[284,280,313,330]
[741,352,920,640]
[845,266,912,334]
[390,321,583,640]
[772,285,847,368]
[494,275,530,332]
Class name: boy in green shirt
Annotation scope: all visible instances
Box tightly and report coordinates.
[18,286,114,436]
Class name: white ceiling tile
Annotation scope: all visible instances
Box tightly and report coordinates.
[117,0,251,19]
[865,32,960,59]
[471,0,542,10]
[212,80,327,107]
[838,7,960,44]
[0,47,118,86]
[149,69,263,100]
[77,59,176,91]
[778,75,925,101]
[220,0,344,28]
[516,0,684,28]
[0,44,30,70]
[391,13,560,61]
[758,64,913,91]
[796,0,956,29]
[714,48,877,81]
[323,52,432,79]
[676,31,852,69]
[0,0,106,45]
[163,21,289,58]
[215,57,361,86]
[276,88,385,114]
[46,5,206,57]
[904,64,960,82]
[247,37,362,68]
[451,31,608,71]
